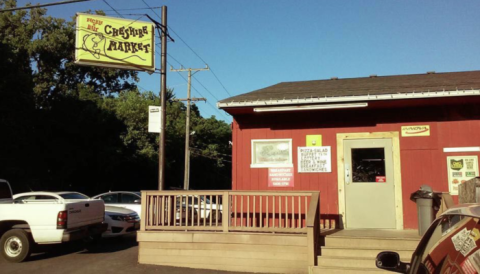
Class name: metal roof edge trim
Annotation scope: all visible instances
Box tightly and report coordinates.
[217,89,480,109]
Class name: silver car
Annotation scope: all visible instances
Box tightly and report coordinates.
[103,206,140,237]
[92,191,141,217]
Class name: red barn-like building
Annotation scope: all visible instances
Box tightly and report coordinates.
[218,70,480,230]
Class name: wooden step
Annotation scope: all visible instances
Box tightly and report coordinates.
[311,265,387,273]
[324,236,419,250]
[320,246,414,261]
[317,256,379,269]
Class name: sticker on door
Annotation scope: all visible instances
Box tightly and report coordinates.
[376,176,386,183]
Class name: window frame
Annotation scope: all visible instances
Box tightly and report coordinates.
[250,139,293,168]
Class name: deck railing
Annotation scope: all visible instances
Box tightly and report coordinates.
[140,190,319,234]
[140,190,321,267]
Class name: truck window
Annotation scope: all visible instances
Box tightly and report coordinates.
[0,183,11,199]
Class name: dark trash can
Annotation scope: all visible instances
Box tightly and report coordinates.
[410,185,440,236]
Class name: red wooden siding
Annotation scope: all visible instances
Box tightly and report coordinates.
[229,98,480,229]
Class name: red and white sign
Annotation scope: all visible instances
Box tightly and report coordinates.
[376,176,386,183]
[268,167,294,187]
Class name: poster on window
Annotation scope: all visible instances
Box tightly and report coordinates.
[298,146,331,173]
[268,167,294,187]
[447,156,479,195]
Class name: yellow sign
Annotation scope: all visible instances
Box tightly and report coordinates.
[306,135,322,146]
[401,125,430,137]
[75,13,155,71]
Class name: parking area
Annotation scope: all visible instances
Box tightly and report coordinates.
[0,235,243,274]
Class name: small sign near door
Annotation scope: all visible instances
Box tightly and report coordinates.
[268,167,294,187]
[447,156,479,195]
[376,176,386,183]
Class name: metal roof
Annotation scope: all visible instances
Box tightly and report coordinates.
[218,70,480,108]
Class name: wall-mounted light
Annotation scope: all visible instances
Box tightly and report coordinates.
[253,102,368,112]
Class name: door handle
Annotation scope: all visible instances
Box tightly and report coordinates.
[85,203,90,207]
[345,164,351,185]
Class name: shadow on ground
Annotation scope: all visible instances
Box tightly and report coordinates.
[27,235,137,262]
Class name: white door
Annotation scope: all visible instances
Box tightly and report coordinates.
[344,139,396,229]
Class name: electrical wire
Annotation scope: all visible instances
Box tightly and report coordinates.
[103,6,162,12]
[151,38,228,120]
[0,0,93,12]
[102,0,123,18]
[140,0,233,99]
[108,1,230,120]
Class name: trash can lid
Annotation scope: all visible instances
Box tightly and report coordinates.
[419,184,433,193]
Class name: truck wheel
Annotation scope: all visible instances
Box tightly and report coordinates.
[0,229,32,263]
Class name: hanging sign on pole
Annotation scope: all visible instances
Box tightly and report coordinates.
[148,106,161,133]
[75,13,155,72]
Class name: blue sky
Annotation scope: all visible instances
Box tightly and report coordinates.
[16,0,480,122]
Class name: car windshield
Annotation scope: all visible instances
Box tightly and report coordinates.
[59,193,89,200]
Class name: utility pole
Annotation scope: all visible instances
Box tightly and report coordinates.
[170,65,209,190]
[158,6,168,190]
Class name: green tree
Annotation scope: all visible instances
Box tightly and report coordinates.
[0,0,232,194]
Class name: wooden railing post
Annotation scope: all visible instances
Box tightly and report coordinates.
[306,192,320,267]
[140,191,148,231]
[222,191,230,232]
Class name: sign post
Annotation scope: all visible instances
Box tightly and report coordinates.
[75,8,170,190]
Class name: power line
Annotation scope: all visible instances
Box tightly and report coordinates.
[171,65,228,120]
[141,0,161,20]
[140,0,233,99]
[103,6,162,12]
[102,0,123,18]
[0,0,93,12]
[150,41,227,120]
[167,25,233,98]
[192,77,220,101]
[139,1,230,120]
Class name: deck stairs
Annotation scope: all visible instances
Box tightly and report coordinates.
[311,229,421,273]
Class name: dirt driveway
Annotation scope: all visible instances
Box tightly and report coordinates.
[0,235,243,274]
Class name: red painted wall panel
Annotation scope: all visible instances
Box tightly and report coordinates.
[230,98,480,229]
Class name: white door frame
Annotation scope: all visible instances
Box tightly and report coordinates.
[336,132,404,230]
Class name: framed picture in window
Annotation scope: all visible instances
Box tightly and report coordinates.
[251,139,293,168]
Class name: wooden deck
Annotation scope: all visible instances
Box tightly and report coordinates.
[138,190,320,273]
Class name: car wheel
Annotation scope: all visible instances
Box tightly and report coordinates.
[0,229,32,263]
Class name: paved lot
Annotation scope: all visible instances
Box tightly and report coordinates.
[0,235,243,274]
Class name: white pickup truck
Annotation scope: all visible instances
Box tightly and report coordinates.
[0,179,106,262]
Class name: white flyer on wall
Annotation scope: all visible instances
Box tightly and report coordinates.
[298,146,331,173]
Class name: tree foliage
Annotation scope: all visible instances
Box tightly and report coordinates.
[0,1,231,195]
